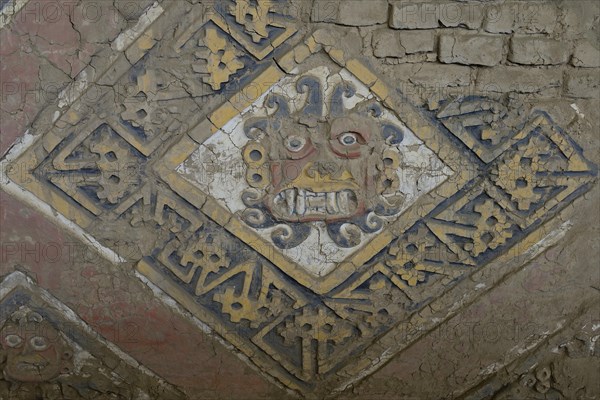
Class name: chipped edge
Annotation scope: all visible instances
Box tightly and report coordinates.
[0,270,181,395]
[0,0,30,30]
[331,219,574,396]
[112,1,164,51]
[0,131,125,263]
[134,269,302,399]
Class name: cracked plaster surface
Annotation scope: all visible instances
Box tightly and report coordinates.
[1,0,599,399]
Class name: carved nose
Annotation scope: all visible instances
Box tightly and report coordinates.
[287,162,358,193]
[306,162,338,179]
[20,344,37,356]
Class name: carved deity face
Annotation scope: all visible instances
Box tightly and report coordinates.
[1,311,72,382]
[260,115,379,222]
[177,67,452,265]
[242,76,404,225]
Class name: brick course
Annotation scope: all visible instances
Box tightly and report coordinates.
[565,69,600,98]
[483,1,559,34]
[390,2,484,30]
[373,29,436,58]
[476,66,563,93]
[439,33,505,66]
[572,40,600,68]
[509,36,570,65]
[338,0,389,26]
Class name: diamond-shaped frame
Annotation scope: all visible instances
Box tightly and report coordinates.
[172,0,298,60]
[1,3,597,396]
[152,30,475,294]
[211,2,298,60]
[7,115,152,230]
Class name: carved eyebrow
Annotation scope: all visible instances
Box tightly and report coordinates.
[244,117,279,139]
[297,76,323,117]
[382,124,404,145]
[244,119,268,138]
[331,82,356,117]
[366,102,383,117]
[265,93,290,117]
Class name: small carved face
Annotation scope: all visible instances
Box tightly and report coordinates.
[1,312,72,382]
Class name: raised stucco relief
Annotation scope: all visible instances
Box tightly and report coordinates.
[1,0,599,399]
[0,272,183,399]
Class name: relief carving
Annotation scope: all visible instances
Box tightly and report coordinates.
[120,69,187,139]
[240,78,405,249]
[2,18,597,397]
[229,0,274,43]
[1,311,73,384]
[89,127,142,204]
[0,273,183,400]
[487,321,599,400]
[194,26,245,90]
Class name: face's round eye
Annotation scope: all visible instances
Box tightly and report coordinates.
[285,136,306,152]
[29,336,49,351]
[4,334,23,348]
[339,132,359,146]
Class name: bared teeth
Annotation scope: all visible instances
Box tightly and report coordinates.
[296,189,306,215]
[275,189,357,218]
[326,192,338,214]
[285,189,296,215]
[306,192,327,210]
[337,191,350,214]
